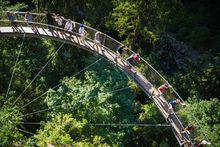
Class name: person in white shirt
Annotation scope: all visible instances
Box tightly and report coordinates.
[55,14,65,34]
[65,19,73,32]
[78,24,87,43]
[93,31,102,48]
[55,14,64,28]
[65,19,75,38]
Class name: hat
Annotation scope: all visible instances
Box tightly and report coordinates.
[80,24,84,27]
[133,54,140,61]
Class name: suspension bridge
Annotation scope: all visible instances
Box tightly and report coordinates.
[0,11,210,146]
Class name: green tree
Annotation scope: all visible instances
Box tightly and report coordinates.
[0,0,26,12]
[30,114,111,146]
[33,0,113,28]
[0,106,23,146]
[34,114,78,146]
[43,59,136,145]
[127,103,177,146]
[106,0,181,52]
[179,98,220,146]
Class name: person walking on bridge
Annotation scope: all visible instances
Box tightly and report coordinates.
[54,14,65,34]
[182,123,196,135]
[116,45,128,57]
[78,24,88,43]
[44,9,54,31]
[114,45,128,64]
[24,11,37,34]
[125,53,140,69]
[55,14,65,29]
[195,140,211,147]
[64,19,74,38]
[93,31,102,48]
[168,98,185,115]
[6,11,21,32]
[158,82,171,95]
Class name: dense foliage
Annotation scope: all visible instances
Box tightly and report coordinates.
[0,0,219,146]
[0,106,23,146]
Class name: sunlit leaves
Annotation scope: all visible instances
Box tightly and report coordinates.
[34,114,84,146]
[0,107,23,146]
[179,98,220,145]
[44,60,136,145]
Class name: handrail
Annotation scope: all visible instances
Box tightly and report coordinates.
[2,11,45,16]
[1,11,135,52]
[0,20,129,70]
[0,19,80,36]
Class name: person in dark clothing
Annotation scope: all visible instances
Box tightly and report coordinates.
[6,11,21,32]
[117,45,123,55]
[116,45,128,57]
[25,11,37,33]
[44,9,54,31]
[182,123,196,135]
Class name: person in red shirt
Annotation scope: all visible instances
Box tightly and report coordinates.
[158,82,171,95]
